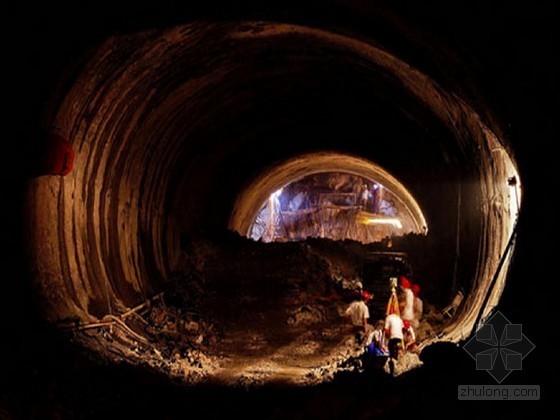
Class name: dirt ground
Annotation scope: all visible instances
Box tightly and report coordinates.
[72,235,441,386]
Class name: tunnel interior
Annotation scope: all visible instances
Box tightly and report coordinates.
[243,161,428,243]
[24,19,521,386]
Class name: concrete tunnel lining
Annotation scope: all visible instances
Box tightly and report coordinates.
[25,20,521,378]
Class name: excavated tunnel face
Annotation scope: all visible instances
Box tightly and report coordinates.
[26,21,521,384]
[235,154,428,243]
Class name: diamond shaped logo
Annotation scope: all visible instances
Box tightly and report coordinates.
[463,311,535,383]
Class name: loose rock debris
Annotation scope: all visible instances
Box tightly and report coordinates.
[69,235,444,386]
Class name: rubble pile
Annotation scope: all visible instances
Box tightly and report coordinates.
[73,292,219,384]
[71,235,444,386]
[416,304,445,342]
[305,336,367,384]
[383,352,423,377]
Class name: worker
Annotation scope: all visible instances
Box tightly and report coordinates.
[403,320,416,352]
[362,320,388,371]
[372,184,383,213]
[345,292,371,340]
[400,276,415,326]
[411,283,423,329]
[366,320,388,356]
[385,312,404,376]
[360,183,370,210]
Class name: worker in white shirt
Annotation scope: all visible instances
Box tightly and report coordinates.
[345,291,372,337]
[385,312,404,376]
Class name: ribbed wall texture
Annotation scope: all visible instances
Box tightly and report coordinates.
[26,22,520,342]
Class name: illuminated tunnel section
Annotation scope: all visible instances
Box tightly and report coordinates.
[25,21,521,379]
[232,153,428,243]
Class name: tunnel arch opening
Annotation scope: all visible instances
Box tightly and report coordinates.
[25,20,522,385]
[231,152,428,243]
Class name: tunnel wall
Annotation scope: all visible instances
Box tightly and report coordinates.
[25,22,520,339]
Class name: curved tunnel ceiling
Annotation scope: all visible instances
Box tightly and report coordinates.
[25,20,522,379]
[230,152,429,238]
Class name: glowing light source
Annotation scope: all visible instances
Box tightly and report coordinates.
[271,188,283,199]
[363,218,403,229]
